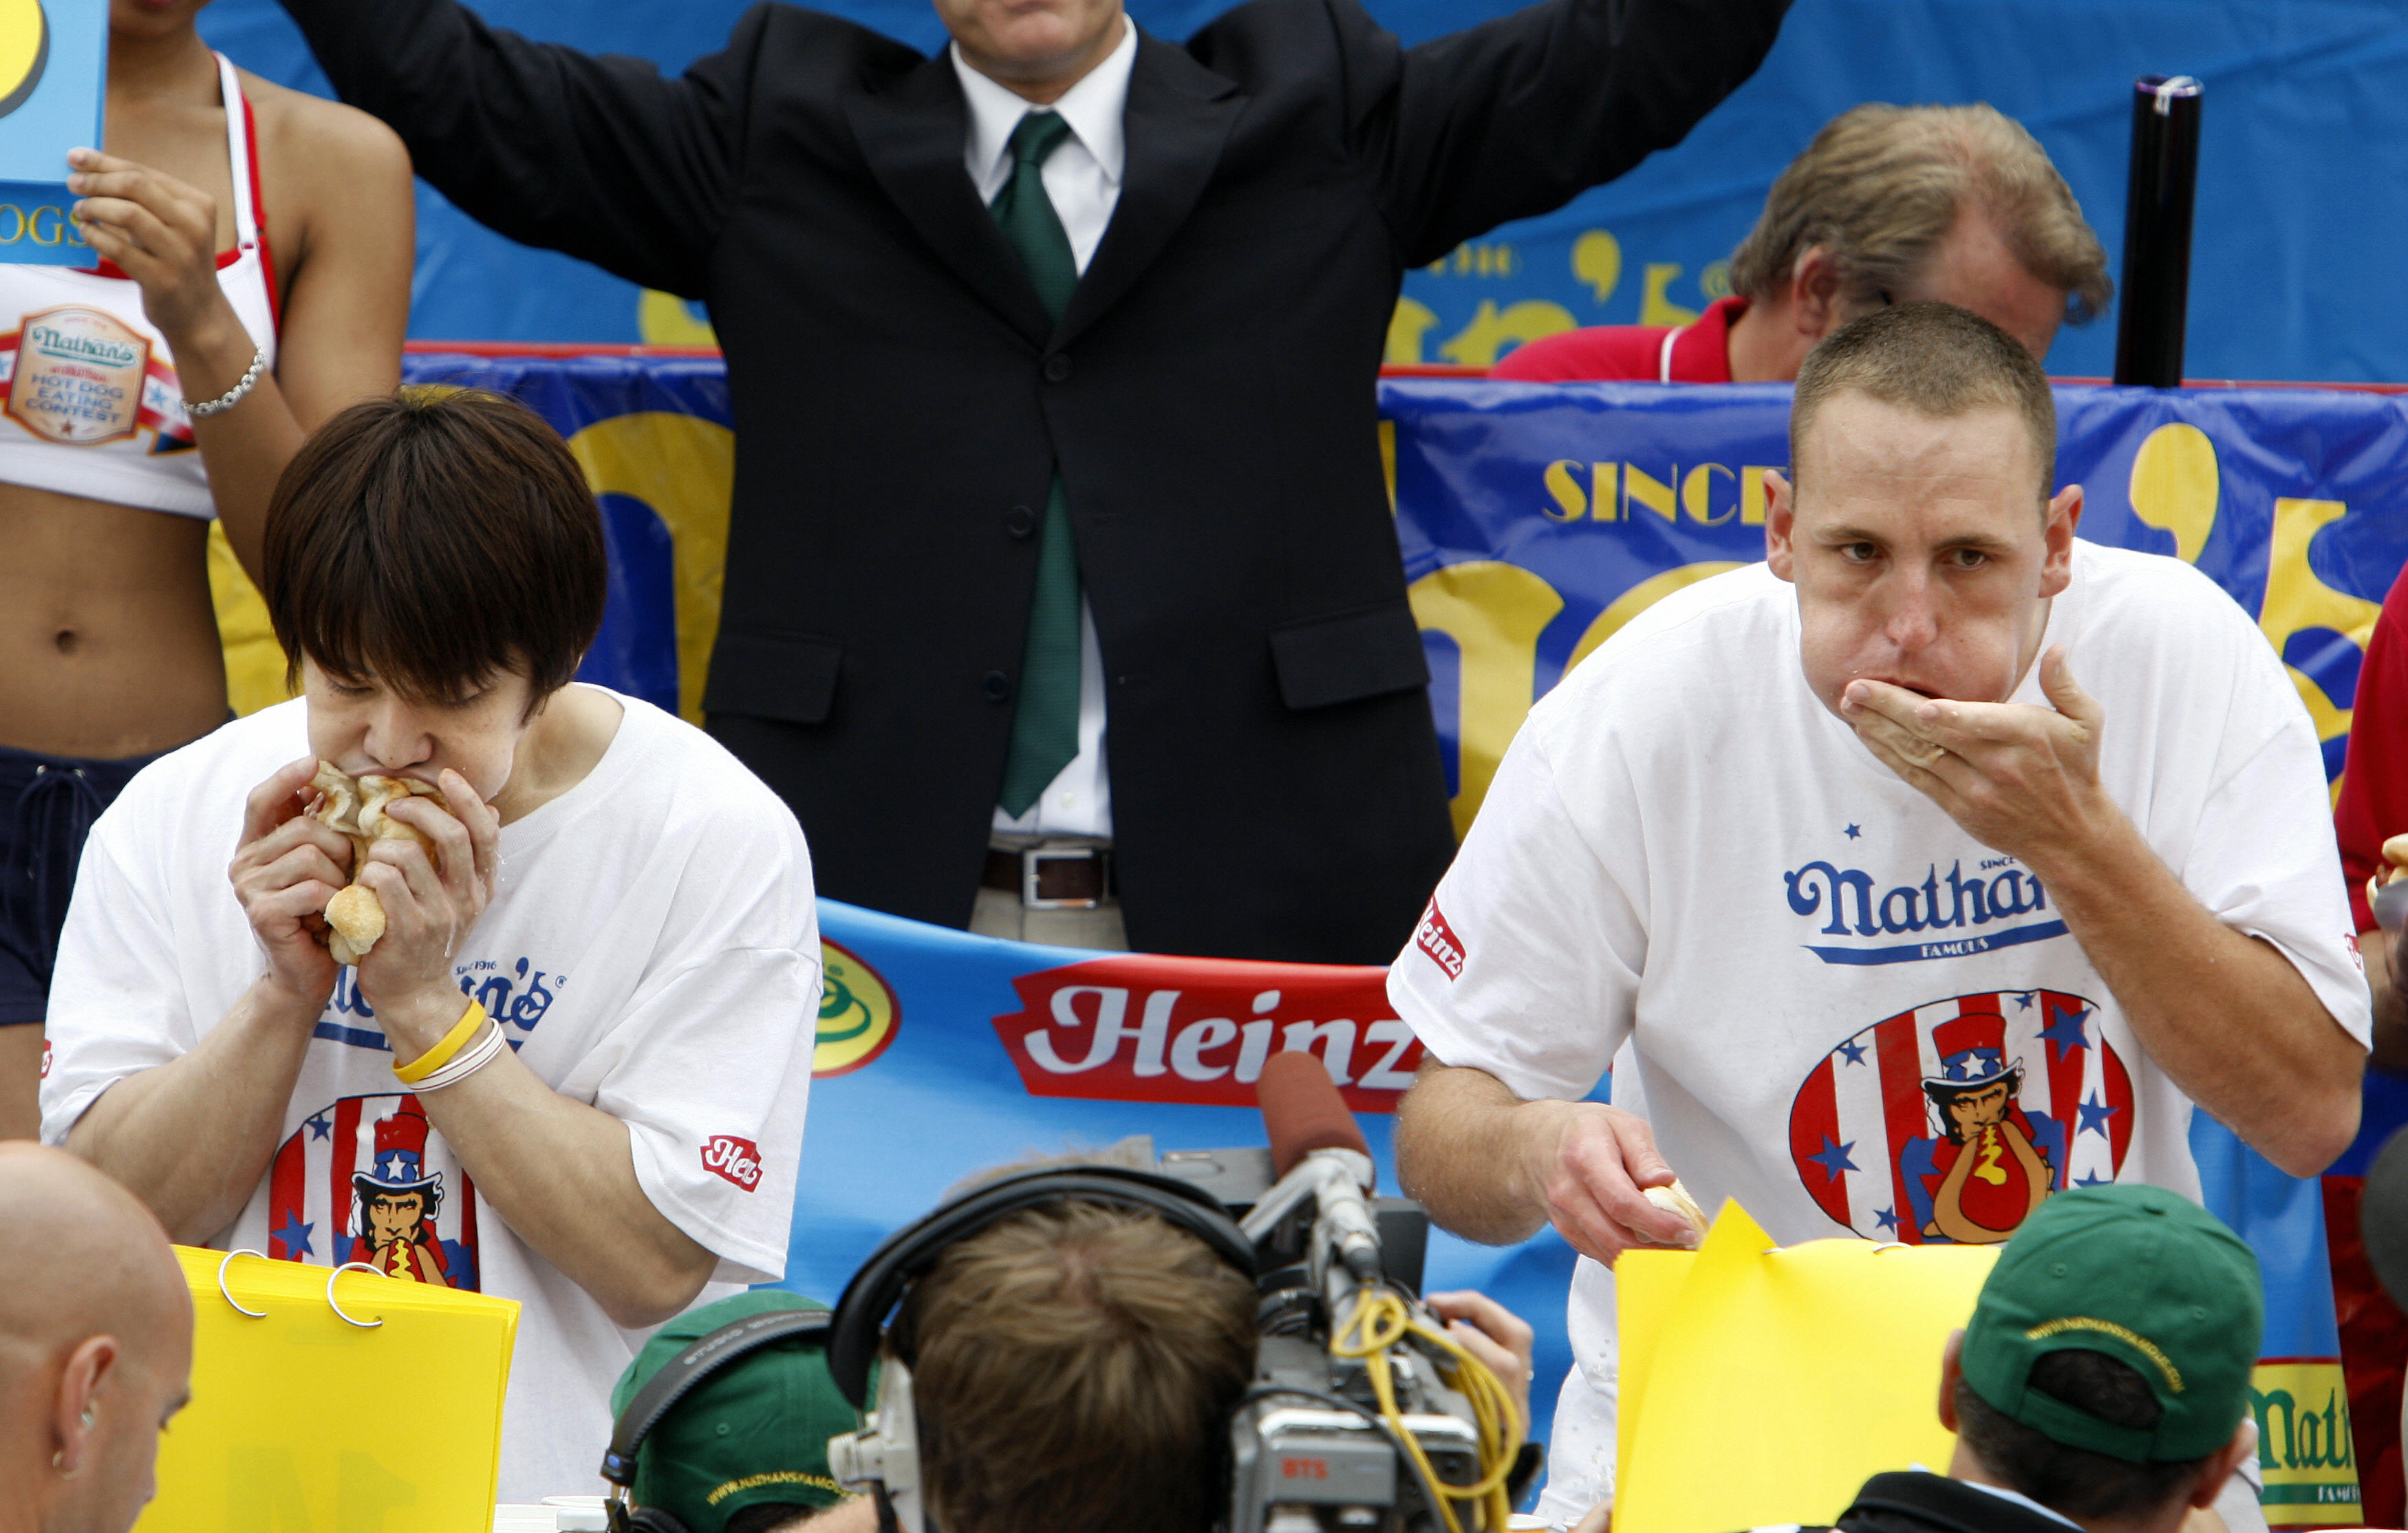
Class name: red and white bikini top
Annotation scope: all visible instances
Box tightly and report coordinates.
[0,52,280,520]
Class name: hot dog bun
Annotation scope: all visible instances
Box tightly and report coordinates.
[310,762,444,965]
[1644,1179,1710,1245]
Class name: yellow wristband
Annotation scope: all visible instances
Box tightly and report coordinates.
[394,1000,488,1085]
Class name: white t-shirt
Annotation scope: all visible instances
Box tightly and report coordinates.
[1388,544,2371,1519]
[41,690,821,1501]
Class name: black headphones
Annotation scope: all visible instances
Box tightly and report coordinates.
[826,1164,1258,1406]
[822,1166,1258,1533]
[601,1301,835,1533]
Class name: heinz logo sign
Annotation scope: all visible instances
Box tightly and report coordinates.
[1413,900,1465,980]
[701,1135,764,1190]
[991,956,1426,1112]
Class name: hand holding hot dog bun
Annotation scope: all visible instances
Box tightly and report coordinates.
[1641,1179,1710,1245]
[310,761,446,965]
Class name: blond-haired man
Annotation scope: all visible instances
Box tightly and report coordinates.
[1496,104,2110,382]
[1393,302,2365,1523]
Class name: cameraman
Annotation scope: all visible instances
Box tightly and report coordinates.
[880,1194,1535,1533]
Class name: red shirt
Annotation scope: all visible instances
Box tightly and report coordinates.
[2334,561,2408,932]
[1490,295,1748,383]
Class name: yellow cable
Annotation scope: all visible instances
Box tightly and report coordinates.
[1329,1288,1525,1533]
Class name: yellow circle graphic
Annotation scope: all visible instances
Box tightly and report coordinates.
[813,940,899,1078]
[0,1,47,122]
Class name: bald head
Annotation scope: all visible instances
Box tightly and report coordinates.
[0,1145,190,1533]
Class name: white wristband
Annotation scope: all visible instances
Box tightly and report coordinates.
[403,1019,506,1093]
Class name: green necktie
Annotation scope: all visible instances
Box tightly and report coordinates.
[992,111,1084,818]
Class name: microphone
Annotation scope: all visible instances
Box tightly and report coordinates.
[1258,1051,1372,1186]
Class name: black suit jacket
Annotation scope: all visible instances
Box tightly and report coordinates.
[279,0,1787,961]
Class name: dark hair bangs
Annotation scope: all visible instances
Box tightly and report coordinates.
[266,389,608,714]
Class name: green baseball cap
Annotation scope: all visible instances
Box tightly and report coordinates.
[607,1291,863,1532]
[1960,1186,2261,1464]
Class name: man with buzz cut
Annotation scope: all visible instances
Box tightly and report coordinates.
[1387,301,2367,1524]
[1774,1185,2268,1533]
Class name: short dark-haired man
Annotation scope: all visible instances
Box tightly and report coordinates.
[1779,1186,2264,1533]
[42,389,820,1499]
[1390,303,2366,1521]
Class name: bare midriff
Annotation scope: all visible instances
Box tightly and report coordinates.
[0,482,228,761]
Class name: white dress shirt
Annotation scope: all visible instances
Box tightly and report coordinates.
[955,24,1136,841]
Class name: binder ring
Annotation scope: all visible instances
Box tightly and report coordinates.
[215,1250,268,1318]
[327,1263,387,1329]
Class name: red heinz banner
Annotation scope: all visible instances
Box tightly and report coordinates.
[991,955,1426,1111]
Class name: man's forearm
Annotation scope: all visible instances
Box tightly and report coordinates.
[2035,816,2365,1177]
[412,1040,716,1329]
[1396,1064,1556,1245]
[66,978,322,1243]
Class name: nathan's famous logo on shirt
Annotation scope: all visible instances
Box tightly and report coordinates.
[815,940,899,1078]
[0,305,197,451]
[1783,853,2066,967]
[314,954,562,1055]
[268,1095,481,1290]
[1788,990,2133,1246]
[991,956,1426,1113]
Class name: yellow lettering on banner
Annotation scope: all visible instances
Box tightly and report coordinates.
[27,204,60,245]
[1592,462,1620,522]
[1567,561,1748,674]
[1408,561,1563,839]
[1438,299,1577,369]
[1542,460,1587,522]
[1623,463,1677,522]
[1743,465,1774,526]
[637,288,718,347]
[1682,462,1736,525]
[2129,422,2218,564]
[565,411,737,725]
[1639,264,1699,326]
[2259,496,2379,804]
[1385,297,1439,366]
[0,204,23,244]
[207,521,295,716]
[1572,230,1622,305]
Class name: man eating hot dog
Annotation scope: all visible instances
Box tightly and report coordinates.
[1388,302,2368,1527]
[39,389,819,1500]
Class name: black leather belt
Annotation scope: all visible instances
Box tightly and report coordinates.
[983,845,1115,910]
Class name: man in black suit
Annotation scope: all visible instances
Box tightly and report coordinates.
[275,0,1789,963]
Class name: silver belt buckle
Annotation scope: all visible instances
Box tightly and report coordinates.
[1022,846,1101,911]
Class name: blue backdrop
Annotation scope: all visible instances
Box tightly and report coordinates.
[197,0,2408,380]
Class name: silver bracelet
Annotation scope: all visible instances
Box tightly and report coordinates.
[185,345,268,419]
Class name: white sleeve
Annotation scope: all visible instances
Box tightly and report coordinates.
[597,866,824,1289]
[2186,703,2373,1052]
[40,809,197,1145]
[1386,718,1644,1102]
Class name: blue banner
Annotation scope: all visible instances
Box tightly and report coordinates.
[196,0,2408,383]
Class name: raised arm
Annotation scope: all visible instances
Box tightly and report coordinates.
[71,85,413,588]
[1335,0,1792,265]
[1846,650,2367,1177]
[274,0,764,297]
